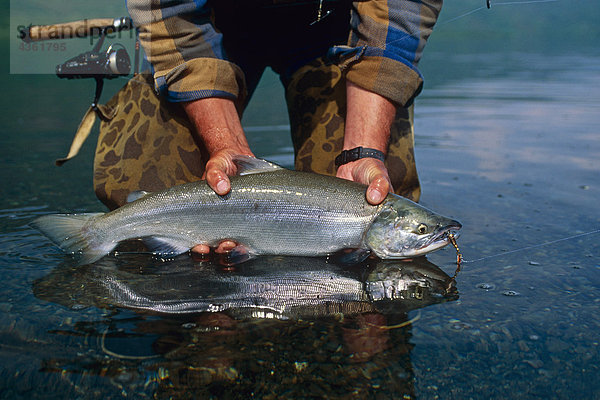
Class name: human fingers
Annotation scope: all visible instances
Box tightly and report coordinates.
[191,243,211,255]
[336,158,393,205]
[215,240,237,254]
[362,160,393,205]
[191,240,237,256]
[366,175,391,205]
[206,166,231,196]
[203,151,238,195]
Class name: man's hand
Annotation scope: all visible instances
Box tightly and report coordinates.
[191,240,237,256]
[183,97,253,196]
[340,82,397,205]
[336,158,393,205]
[203,148,254,196]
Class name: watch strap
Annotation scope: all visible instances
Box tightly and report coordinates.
[334,146,385,167]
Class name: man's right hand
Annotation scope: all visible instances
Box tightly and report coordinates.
[182,97,253,196]
[204,148,254,196]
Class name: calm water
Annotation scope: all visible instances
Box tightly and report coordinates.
[1,50,599,398]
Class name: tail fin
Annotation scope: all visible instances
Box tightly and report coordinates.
[32,213,113,264]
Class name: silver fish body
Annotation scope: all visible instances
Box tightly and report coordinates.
[33,157,461,264]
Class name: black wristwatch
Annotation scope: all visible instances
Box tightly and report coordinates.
[334,146,385,167]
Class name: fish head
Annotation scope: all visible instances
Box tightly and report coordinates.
[365,195,462,259]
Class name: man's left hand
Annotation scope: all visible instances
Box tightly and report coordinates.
[336,158,393,205]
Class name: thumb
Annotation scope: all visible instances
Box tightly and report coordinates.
[366,175,391,205]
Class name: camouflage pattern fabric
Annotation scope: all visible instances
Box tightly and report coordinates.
[94,59,420,210]
[94,74,208,210]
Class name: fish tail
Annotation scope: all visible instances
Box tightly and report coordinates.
[32,213,112,264]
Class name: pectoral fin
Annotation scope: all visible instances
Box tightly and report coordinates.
[143,237,192,258]
[330,248,371,266]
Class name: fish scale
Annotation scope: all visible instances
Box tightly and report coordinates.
[100,169,376,255]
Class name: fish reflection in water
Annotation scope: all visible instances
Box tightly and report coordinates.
[33,255,459,398]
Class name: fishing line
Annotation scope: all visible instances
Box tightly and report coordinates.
[397,0,561,43]
[493,0,559,6]
[436,7,487,26]
[366,310,421,330]
[460,228,600,264]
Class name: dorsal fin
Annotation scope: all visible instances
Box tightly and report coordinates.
[232,155,283,176]
[126,190,151,203]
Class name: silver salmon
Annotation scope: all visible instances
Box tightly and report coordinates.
[33,156,461,264]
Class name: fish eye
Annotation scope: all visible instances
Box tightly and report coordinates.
[417,223,428,234]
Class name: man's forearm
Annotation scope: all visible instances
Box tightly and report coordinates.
[182,97,253,195]
[182,97,251,156]
[343,81,396,154]
[337,81,397,205]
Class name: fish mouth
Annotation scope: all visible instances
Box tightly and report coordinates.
[414,225,461,255]
[431,228,460,246]
[384,228,461,259]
